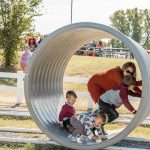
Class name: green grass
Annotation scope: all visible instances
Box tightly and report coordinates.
[0,144,25,150]
[0,117,149,138]
[0,78,16,86]
[105,123,150,138]
[0,50,3,65]
[0,117,38,129]
[65,56,141,79]
[0,144,70,150]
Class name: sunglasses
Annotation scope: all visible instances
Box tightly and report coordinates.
[126,70,134,75]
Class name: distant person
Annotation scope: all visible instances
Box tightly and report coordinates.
[28,38,33,49]
[24,37,28,46]
[130,52,134,59]
[91,41,97,47]
[32,37,37,48]
[20,45,31,73]
[38,37,42,44]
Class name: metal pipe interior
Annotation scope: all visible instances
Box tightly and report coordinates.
[24,22,150,150]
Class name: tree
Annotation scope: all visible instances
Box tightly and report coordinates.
[110,10,130,37]
[127,8,142,43]
[110,8,150,49]
[142,9,150,48]
[111,39,126,48]
[0,0,42,72]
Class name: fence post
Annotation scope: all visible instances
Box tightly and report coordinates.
[16,71,24,104]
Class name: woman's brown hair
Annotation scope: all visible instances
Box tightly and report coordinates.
[122,62,136,77]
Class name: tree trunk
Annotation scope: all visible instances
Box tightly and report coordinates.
[0,46,18,72]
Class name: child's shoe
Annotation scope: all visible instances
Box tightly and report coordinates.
[68,134,76,141]
[79,135,89,143]
[68,134,81,143]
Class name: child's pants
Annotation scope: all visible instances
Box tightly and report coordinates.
[70,116,86,136]
[99,99,119,123]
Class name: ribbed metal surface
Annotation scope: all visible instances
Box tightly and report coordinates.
[24,22,150,150]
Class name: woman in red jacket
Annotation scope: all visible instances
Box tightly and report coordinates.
[87,62,142,104]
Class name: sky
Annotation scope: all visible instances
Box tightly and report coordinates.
[34,0,150,34]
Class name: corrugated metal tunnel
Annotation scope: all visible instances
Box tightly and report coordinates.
[24,22,150,150]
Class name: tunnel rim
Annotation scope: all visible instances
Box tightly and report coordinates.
[24,22,150,150]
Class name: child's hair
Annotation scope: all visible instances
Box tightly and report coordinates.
[123,74,136,87]
[66,90,77,99]
[95,111,108,124]
[122,62,136,77]
[24,45,29,48]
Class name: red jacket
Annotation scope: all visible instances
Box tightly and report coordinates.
[59,103,75,121]
[87,67,142,103]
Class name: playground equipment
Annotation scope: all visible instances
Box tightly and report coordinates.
[24,22,150,150]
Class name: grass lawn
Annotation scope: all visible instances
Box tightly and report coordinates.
[0,144,69,150]
[65,55,141,79]
[0,145,25,150]
[0,78,16,86]
[0,117,149,138]
[0,118,38,129]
